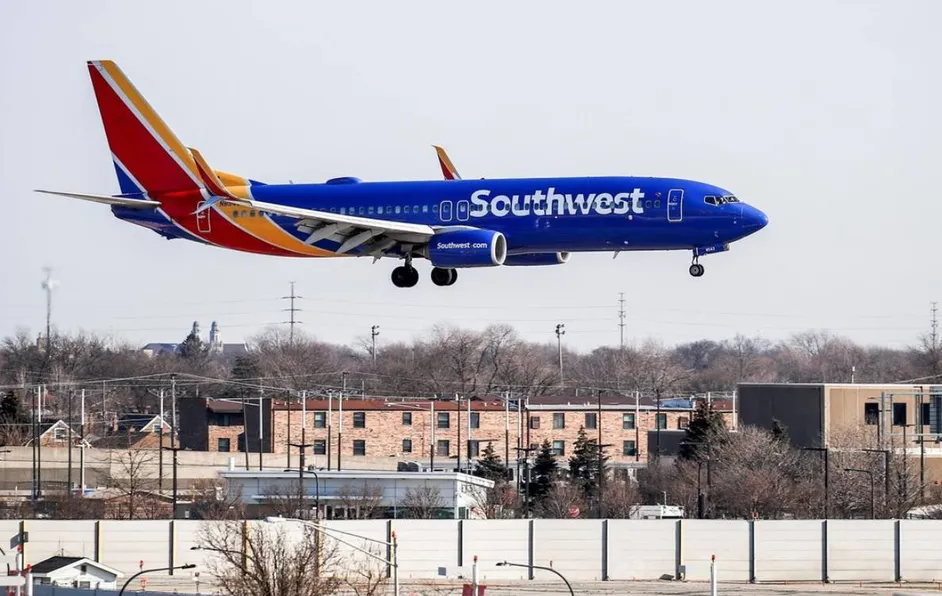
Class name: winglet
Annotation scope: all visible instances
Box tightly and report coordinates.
[433,145,461,180]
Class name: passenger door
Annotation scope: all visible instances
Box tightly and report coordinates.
[440,200,453,222]
[667,189,683,222]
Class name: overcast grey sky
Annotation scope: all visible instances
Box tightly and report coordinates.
[1,0,940,353]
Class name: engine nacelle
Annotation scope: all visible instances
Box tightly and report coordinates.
[427,228,507,268]
[504,252,571,266]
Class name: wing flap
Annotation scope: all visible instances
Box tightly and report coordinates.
[35,189,160,208]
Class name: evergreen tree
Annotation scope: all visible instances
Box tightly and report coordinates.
[179,328,209,362]
[529,439,559,505]
[679,400,728,460]
[474,442,509,482]
[568,426,609,501]
[0,391,27,425]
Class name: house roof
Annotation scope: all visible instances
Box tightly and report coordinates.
[30,556,122,577]
[115,413,168,433]
[206,399,245,414]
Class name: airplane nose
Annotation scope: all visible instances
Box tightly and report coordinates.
[742,205,768,231]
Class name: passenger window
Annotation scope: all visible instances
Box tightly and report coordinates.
[249,210,256,217]
[645,200,652,208]
[405,205,411,214]
[433,204,439,213]
[395,206,401,214]
[413,205,419,213]
[359,206,365,215]
[330,208,336,213]
[241,210,248,217]
[232,210,238,218]
[368,206,375,215]
[654,200,661,208]
[422,205,429,213]
[377,206,384,214]
[386,205,392,214]
[340,207,346,214]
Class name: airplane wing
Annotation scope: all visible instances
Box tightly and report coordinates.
[34,190,160,208]
[248,199,436,256]
[433,145,461,180]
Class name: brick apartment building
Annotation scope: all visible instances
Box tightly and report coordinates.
[178,393,735,467]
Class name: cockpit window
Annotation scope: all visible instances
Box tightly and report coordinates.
[705,194,739,206]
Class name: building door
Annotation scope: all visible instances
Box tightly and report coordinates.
[667,189,683,222]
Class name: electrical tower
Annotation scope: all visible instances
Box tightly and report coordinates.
[282,282,303,343]
[618,292,626,349]
[41,267,58,353]
[932,301,938,349]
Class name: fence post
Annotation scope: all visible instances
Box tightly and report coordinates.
[748,520,756,583]
[894,519,902,583]
[527,520,534,581]
[601,519,609,581]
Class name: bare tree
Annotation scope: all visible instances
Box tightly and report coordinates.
[467,481,519,519]
[534,482,586,518]
[336,481,384,519]
[198,520,342,596]
[260,480,308,519]
[400,484,445,519]
[190,478,245,520]
[342,541,390,596]
[100,448,159,520]
[600,479,643,518]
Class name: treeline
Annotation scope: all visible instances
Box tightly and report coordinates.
[1,322,939,426]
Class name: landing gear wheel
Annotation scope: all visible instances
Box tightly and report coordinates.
[689,263,705,277]
[392,265,419,288]
[431,267,458,287]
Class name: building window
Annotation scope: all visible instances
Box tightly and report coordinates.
[656,413,667,429]
[470,412,480,429]
[467,440,480,458]
[313,440,326,455]
[529,416,540,429]
[217,438,231,452]
[53,427,66,441]
[353,412,366,428]
[353,440,366,456]
[893,403,907,426]
[402,412,412,426]
[678,416,689,430]
[922,402,931,426]
[438,412,450,429]
[864,403,879,425]
[553,413,565,429]
[402,439,413,453]
[585,413,597,429]
[552,440,565,456]
[623,440,636,456]
[623,413,635,430]
[436,439,450,456]
[313,412,326,428]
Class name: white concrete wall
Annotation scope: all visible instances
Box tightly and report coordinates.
[8,518,942,584]
[754,520,823,581]
[827,520,895,582]
[608,520,677,580]
[899,520,942,582]
[682,520,751,581]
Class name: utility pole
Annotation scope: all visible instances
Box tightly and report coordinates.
[618,292,626,350]
[555,323,566,383]
[300,390,307,469]
[258,385,265,471]
[597,388,603,517]
[282,282,303,344]
[80,388,86,492]
[67,389,73,498]
[370,325,380,365]
[338,372,346,471]
[158,389,165,493]
[456,394,462,474]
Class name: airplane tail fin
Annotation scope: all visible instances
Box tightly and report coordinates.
[86,60,205,197]
[433,145,461,180]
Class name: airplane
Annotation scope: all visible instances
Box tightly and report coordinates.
[37,60,768,288]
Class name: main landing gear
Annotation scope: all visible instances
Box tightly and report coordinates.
[391,257,457,288]
[689,255,705,277]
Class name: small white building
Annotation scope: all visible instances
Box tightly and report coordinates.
[220,469,496,519]
[30,556,122,589]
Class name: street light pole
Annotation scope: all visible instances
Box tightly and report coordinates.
[118,565,195,596]
[555,324,565,383]
[497,561,573,596]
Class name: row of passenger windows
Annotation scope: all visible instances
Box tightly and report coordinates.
[334,204,438,216]
[703,195,740,206]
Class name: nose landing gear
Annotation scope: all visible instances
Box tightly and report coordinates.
[689,256,705,277]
